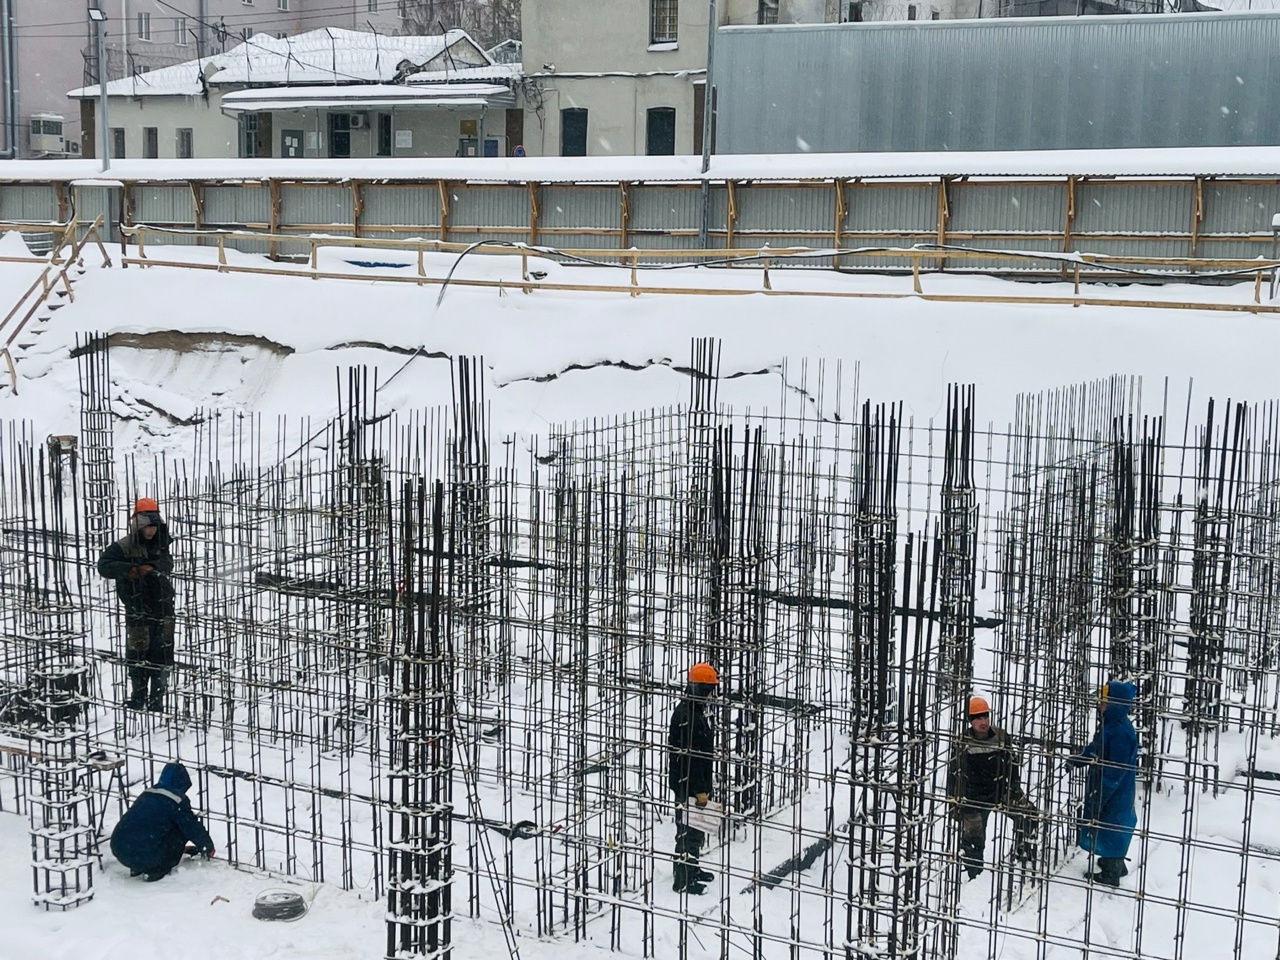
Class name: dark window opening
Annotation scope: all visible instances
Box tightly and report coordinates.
[560,108,588,157]
[328,112,351,158]
[646,107,676,156]
[377,114,392,156]
[143,127,158,158]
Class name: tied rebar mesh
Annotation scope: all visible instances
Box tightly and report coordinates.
[0,337,1277,959]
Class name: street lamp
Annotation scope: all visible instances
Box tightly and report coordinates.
[88,7,109,172]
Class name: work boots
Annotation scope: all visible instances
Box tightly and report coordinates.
[145,669,169,713]
[1089,857,1125,887]
[123,667,148,710]
[673,857,708,895]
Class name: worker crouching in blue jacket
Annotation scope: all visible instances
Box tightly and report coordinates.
[110,762,215,882]
[1068,680,1139,887]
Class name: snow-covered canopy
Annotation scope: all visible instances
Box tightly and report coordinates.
[219,83,516,112]
[68,28,499,100]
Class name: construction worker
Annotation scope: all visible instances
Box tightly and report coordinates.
[111,762,214,881]
[667,661,718,895]
[1068,680,1139,887]
[97,497,176,711]
[946,695,1037,880]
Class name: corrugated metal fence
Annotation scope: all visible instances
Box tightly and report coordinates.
[2,173,1278,269]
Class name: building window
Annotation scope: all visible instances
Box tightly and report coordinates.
[758,0,779,23]
[176,128,193,159]
[174,17,187,44]
[143,127,158,158]
[907,4,917,16]
[646,107,676,155]
[650,0,678,44]
[276,32,287,39]
[277,0,289,8]
[110,128,125,159]
[930,8,940,16]
[377,114,392,156]
[368,0,378,9]
[328,112,351,158]
[242,113,259,158]
[846,1,865,21]
[398,0,407,16]
[560,108,588,157]
[137,12,151,41]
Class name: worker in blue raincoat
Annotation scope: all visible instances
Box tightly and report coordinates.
[110,762,215,882]
[1067,680,1138,887]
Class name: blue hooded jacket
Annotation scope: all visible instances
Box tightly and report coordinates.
[110,762,215,875]
[1069,681,1139,859]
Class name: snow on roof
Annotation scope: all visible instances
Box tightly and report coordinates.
[68,28,495,99]
[7,147,1280,186]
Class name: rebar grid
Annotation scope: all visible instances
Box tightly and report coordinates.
[0,346,1273,958]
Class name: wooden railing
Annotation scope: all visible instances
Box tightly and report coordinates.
[117,224,1280,317]
[0,217,112,394]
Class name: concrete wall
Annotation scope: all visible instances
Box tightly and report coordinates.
[525,76,698,157]
[82,92,493,159]
[89,94,240,158]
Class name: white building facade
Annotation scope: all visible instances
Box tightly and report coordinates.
[70,28,522,160]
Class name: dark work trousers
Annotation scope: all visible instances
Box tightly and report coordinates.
[673,802,707,888]
[959,800,1037,877]
[125,615,175,710]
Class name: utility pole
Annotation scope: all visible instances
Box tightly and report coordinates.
[90,8,110,171]
[698,0,719,246]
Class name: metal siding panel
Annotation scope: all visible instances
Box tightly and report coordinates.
[362,185,441,231]
[1200,181,1280,237]
[540,186,618,230]
[279,185,353,228]
[628,186,701,234]
[845,184,936,237]
[948,183,1066,236]
[448,185,529,235]
[202,185,272,227]
[734,186,833,237]
[717,14,1280,154]
[132,185,195,225]
[1072,182,1195,238]
[0,185,57,222]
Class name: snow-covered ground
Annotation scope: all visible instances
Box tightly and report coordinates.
[1,233,1279,959]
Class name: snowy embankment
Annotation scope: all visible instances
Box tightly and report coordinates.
[1,240,1276,457]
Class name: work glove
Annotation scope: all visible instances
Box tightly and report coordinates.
[694,793,709,807]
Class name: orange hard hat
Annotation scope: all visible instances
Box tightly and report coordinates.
[133,497,159,515]
[967,696,990,718]
[688,662,719,685]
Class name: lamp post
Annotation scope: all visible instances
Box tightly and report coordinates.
[89,8,109,172]
[698,0,718,246]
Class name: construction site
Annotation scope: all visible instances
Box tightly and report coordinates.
[0,154,1276,958]
[0,319,1271,958]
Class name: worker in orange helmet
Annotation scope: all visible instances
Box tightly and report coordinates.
[946,694,1038,880]
[97,497,176,711]
[666,661,719,895]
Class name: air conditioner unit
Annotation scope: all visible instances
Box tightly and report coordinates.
[29,113,66,155]
[67,141,81,155]
[349,113,369,129]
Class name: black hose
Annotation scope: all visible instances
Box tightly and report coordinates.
[252,888,308,922]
